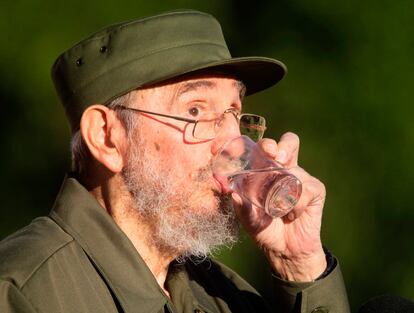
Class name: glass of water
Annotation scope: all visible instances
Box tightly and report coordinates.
[213,135,302,218]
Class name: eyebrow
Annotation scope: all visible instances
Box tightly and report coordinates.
[177,80,216,98]
[177,79,246,100]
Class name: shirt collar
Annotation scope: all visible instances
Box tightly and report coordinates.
[167,263,219,313]
[49,177,167,313]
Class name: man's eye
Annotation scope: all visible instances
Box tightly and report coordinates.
[188,107,200,117]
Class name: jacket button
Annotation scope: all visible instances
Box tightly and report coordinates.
[311,307,329,313]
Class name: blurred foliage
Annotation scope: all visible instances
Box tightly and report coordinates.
[1,0,413,310]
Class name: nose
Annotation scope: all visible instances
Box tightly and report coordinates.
[211,115,241,156]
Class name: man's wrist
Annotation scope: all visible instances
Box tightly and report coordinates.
[268,248,327,282]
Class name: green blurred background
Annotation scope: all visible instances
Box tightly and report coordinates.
[1,0,413,310]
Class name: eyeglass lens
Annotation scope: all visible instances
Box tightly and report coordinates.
[192,113,265,142]
[240,114,266,142]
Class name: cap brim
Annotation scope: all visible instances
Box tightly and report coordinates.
[142,56,287,96]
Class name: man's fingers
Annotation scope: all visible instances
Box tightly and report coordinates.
[257,138,278,158]
[286,172,326,221]
[275,132,300,167]
[257,132,300,168]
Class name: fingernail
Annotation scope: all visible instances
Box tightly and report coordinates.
[276,150,287,163]
[287,212,295,221]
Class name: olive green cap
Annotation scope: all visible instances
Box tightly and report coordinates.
[51,10,287,130]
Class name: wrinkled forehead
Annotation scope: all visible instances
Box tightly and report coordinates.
[136,72,246,111]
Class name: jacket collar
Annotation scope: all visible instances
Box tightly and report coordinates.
[49,177,168,313]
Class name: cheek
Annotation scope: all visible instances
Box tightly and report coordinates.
[155,142,212,175]
[142,124,213,174]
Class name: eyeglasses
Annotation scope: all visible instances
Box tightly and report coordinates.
[115,106,267,142]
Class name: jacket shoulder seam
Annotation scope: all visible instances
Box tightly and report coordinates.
[20,238,74,289]
[0,279,38,312]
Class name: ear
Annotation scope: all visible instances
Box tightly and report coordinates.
[80,105,126,173]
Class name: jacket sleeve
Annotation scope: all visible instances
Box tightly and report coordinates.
[272,260,351,313]
[0,280,37,313]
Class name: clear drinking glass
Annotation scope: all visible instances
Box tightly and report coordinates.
[213,135,302,218]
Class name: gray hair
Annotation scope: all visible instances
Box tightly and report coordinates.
[70,91,137,177]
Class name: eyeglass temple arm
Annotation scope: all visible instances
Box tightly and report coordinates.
[115,106,196,123]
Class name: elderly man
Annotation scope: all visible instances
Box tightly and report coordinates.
[0,10,349,313]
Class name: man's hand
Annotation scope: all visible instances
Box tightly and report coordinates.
[232,132,327,282]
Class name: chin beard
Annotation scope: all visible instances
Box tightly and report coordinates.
[121,140,239,261]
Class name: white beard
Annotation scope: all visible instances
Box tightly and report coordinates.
[121,135,239,261]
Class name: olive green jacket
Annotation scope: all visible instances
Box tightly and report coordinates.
[0,178,350,313]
